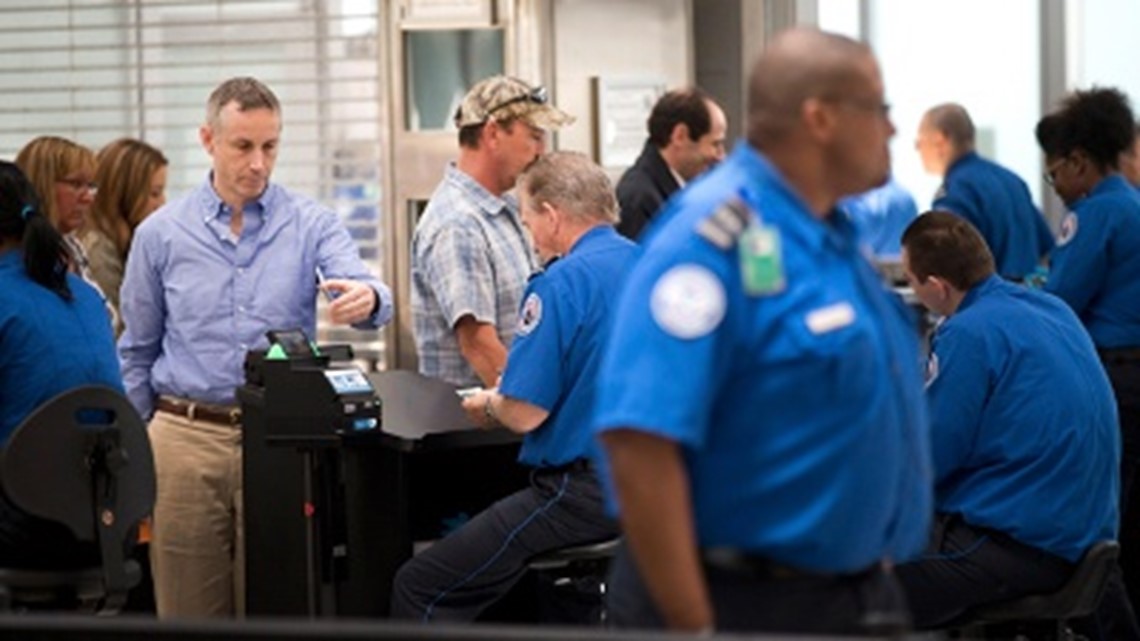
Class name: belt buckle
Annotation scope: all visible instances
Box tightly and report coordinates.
[227,408,241,425]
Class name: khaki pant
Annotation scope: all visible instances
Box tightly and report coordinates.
[148,410,244,618]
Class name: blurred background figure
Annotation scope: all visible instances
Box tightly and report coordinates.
[14,136,99,279]
[840,176,918,258]
[1119,125,1140,189]
[1037,89,1140,628]
[0,160,123,569]
[916,103,1053,281]
[615,87,727,241]
[83,138,169,336]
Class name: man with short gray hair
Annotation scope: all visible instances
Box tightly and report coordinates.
[119,76,393,618]
[391,151,634,622]
[915,102,1053,280]
[411,75,573,388]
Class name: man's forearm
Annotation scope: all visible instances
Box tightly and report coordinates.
[602,429,714,632]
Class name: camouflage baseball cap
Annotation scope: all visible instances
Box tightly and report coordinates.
[453,76,574,130]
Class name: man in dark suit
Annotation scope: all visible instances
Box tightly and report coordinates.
[615,88,727,240]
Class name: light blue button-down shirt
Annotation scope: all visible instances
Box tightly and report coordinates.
[118,177,393,419]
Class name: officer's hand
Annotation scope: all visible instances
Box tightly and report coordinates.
[461,390,495,429]
[322,279,377,325]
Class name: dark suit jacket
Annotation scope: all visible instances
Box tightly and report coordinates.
[615,142,681,241]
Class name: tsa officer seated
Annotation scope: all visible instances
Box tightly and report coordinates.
[389,152,636,622]
[895,212,1121,630]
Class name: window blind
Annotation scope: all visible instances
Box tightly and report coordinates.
[0,0,388,368]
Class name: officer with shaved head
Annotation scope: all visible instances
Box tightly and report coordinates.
[593,28,930,635]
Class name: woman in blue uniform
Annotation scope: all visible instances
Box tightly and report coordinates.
[1037,86,1140,622]
[0,161,123,568]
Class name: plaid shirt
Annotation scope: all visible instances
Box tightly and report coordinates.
[411,164,537,386]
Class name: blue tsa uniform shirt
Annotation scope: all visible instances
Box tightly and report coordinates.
[500,226,638,467]
[839,177,918,257]
[934,152,1054,281]
[1045,174,1140,349]
[926,276,1119,562]
[593,144,933,573]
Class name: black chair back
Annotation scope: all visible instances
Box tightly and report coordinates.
[0,385,156,612]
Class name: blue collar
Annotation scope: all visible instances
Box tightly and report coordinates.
[197,174,275,223]
[957,274,1002,314]
[1089,174,1135,200]
[566,224,616,256]
[945,150,980,176]
[732,144,861,256]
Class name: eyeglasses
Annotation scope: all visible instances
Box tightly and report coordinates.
[57,178,98,195]
[484,85,548,119]
[822,96,892,119]
[1043,158,1067,186]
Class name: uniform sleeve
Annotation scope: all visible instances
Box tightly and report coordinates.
[419,223,499,328]
[1045,209,1107,316]
[117,224,166,420]
[925,323,990,484]
[593,245,733,449]
[314,208,393,328]
[498,276,569,411]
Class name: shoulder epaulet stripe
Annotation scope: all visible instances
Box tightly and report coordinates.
[697,198,754,250]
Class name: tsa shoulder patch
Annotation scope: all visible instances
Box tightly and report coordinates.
[1057,212,1079,246]
[517,292,543,336]
[650,264,726,339]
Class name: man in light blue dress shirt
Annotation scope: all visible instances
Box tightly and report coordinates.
[118,76,393,618]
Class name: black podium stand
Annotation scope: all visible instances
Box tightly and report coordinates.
[241,370,526,618]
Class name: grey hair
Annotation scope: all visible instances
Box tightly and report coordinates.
[924,103,976,152]
[517,151,618,224]
[206,76,281,129]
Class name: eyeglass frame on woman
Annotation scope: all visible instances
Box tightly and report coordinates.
[56,177,98,195]
[1043,157,1068,186]
[483,85,549,120]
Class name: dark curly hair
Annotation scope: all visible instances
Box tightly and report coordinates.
[1035,87,1137,172]
[0,161,71,300]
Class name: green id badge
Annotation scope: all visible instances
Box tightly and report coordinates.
[739,224,785,295]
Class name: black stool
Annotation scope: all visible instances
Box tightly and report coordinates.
[954,540,1119,640]
[527,538,619,625]
[0,386,156,614]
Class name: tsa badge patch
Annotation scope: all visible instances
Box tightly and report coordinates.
[517,292,543,336]
[650,264,727,339]
[1057,212,1079,246]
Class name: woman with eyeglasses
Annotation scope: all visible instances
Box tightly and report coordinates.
[15,135,116,328]
[82,138,168,337]
[1037,87,1140,633]
[0,160,123,568]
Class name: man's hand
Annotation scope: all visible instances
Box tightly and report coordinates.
[322,279,377,325]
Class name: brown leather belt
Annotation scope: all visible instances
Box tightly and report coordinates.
[156,396,242,426]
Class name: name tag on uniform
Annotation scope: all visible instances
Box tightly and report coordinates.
[805,302,855,335]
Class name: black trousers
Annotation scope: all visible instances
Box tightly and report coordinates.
[897,514,1074,629]
[607,541,909,635]
[388,465,617,622]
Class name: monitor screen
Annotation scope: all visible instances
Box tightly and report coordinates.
[323,368,374,395]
